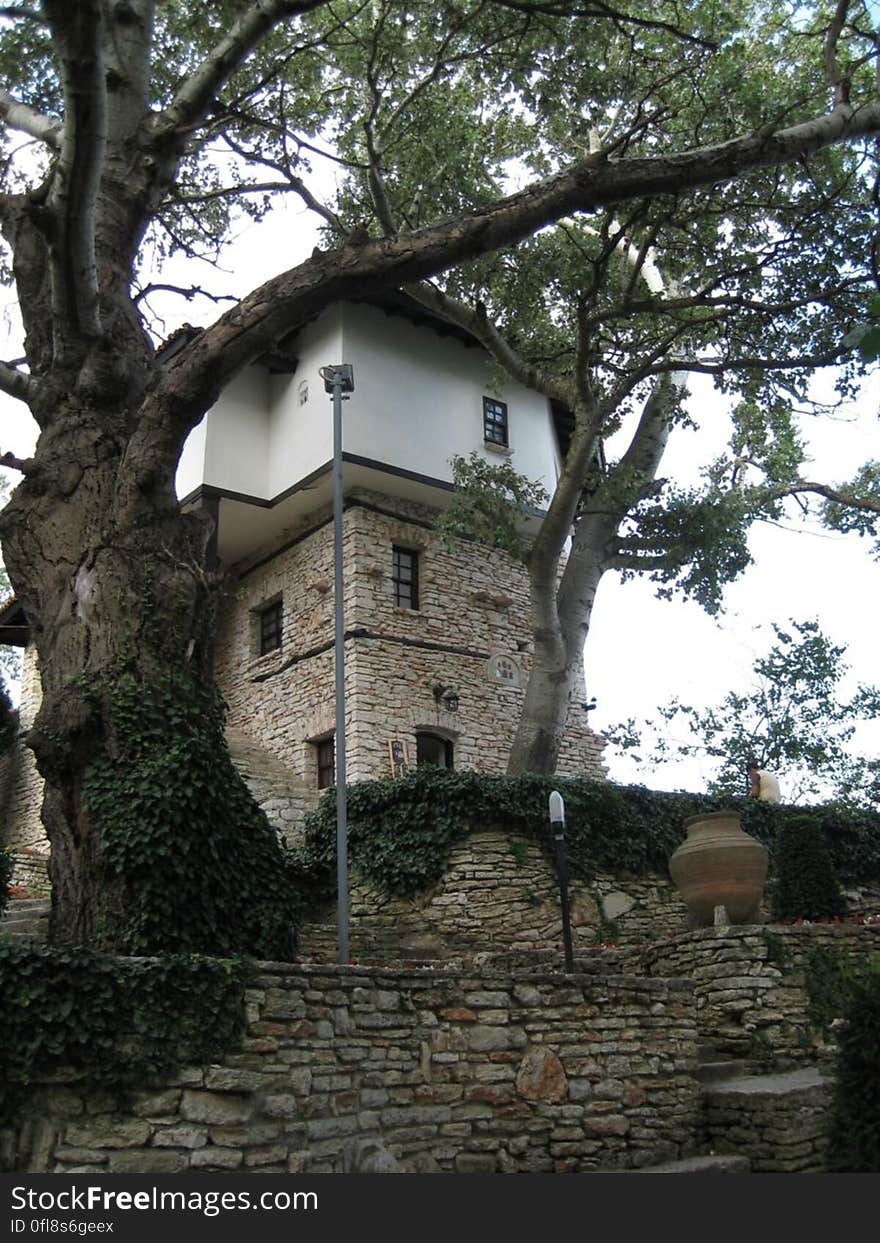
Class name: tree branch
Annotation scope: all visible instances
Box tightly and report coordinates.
[146,96,880,442]
[0,6,42,21]
[152,0,334,148]
[824,0,853,106]
[217,130,343,230]
[0,88,61,148]
[0,359,34,403]
[487,0,719,51]
[766,480,880,516]
[403,281,574,408]
[0,451,37,475]
[42,0,106,343]
[132,282,239,308]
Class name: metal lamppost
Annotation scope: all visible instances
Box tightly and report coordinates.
[319,363,355,965]
[549,790,575,973]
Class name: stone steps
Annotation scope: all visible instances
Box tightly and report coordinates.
[0,896,50,941]
[632,1154,751,1174]
[701,1065,832,1173]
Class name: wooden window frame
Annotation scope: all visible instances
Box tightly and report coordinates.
[315,735,335,790]
[258,599,283,655]
[482,396,509,448]
[392,545,419,610]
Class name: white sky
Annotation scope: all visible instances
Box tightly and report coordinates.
[1,193,878,801]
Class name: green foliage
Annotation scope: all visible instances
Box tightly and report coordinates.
[437,452,549,562]
[828,965,880,1172]
[759,928,791,967]
[0,943,245,1122]
[82,669,302,957]
[822,460,880,551]
[0,845,12,919]
[621,485,754,615]
[771,817,846,922]
[606,619,880,804]
[300,766,880,899]
[803,943,875,1038]
[851,293,880,364]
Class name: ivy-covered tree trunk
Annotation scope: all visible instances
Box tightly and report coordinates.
[0,424,212,945]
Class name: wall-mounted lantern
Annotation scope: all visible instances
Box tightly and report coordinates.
[433,684,460,712]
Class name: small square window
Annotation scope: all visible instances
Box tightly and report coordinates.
[483,396,508,447]
[315,736,335,790]
[258,600,283,655]
[392,546,419,610]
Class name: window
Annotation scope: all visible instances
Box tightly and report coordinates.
[483,396,508,447]
[258,600,283,655]
[392,545,419,609]
[315,736,335,789]
[416,732,454,769]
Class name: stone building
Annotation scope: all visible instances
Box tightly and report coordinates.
[1,294,604,873]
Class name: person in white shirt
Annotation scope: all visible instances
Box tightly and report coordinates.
[747,757,781,803]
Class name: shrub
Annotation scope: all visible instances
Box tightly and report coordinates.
[828,966,880,1171]
[771,817,847,922]
[300,767,880,899]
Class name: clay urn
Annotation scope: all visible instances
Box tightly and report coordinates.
[669,810,768,927]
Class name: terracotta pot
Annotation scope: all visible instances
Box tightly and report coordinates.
[669,810,768,927]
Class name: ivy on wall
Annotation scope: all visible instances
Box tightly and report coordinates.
[300,767,880,901]
[0,943,245,1122]
[82,669,304,957]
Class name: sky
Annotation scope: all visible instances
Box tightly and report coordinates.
[1,183,878,803]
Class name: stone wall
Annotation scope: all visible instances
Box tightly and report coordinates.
[1,646,47,884]
[2,961,699,1175]
[624,923,880,1068]
[4,849,50,896]
[297,829,692,963]
[214,490,605,789]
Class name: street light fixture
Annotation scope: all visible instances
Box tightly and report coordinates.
[549,790,575,973]
[319,364,354,965]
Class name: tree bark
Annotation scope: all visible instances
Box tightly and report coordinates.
[506,376,683,775]
[0,386,216,944]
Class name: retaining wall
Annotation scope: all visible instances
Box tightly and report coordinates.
[624,923,880,1067]
[1,961,699,1175]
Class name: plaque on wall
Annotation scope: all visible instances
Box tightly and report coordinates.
[487,653,521,687]
[388,739,410,778]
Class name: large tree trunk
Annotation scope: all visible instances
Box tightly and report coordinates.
[0,384,214,946]
[506,518,612,776]
[506,377,680,776]
[1,408,296,954]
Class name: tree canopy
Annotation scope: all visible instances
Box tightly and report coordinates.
[605,619,880,804]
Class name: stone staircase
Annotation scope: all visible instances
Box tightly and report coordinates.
[633,1046,832,1174]
[0,895,50,942]
[699,1064,832,1173]
[226,727,320,848]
